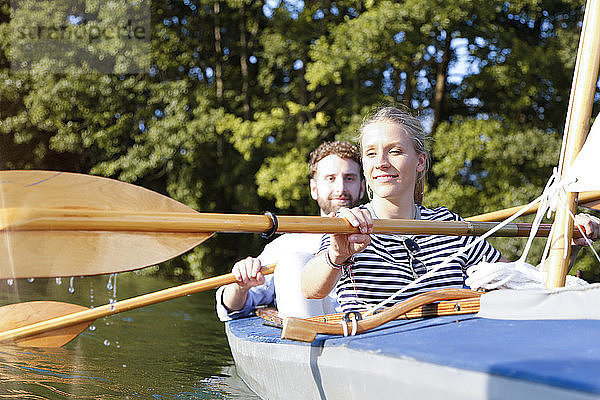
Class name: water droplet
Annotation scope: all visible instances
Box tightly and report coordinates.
[68,277,75,294]
[107,273,115,290]
[27,278,34,283]
[89,325,96,331]
[104,339,110,346]
[89,283,94,307]
[6,279,13,286]
[55,277,62,285]
[106,273,118,299]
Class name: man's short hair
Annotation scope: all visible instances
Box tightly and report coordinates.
[308,141,361,179]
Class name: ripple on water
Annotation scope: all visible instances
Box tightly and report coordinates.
[0,274,259,399]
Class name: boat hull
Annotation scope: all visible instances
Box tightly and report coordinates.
[226,314,600,399]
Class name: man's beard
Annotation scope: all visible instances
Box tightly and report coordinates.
[317,193,360,215]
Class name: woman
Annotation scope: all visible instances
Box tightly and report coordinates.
[301,106,598,313]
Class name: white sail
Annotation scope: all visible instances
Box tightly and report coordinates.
[563,114,600,192]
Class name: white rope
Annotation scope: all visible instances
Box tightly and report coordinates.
[518,169,561,264]
[363,192,544,317]
[466,261,589,291]
[552,189,600,264]
[340,320,348,337]
[575,223,600,262]
[339,315,359,337]
[465,262,519,290]
[363,168,599,315]
[465,170,599,290]
[539,216,555,269]
[538,187,600,269]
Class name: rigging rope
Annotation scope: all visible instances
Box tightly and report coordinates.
[363,169,600,315]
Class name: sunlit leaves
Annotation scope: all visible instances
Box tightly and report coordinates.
[429,117,561,212]
[0,0,597,279]
[427,116,564,261]
[256,147,310,209]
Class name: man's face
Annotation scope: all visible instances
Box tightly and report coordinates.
[310,155,365,216]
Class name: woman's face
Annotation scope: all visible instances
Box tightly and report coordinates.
[361,121,426,203]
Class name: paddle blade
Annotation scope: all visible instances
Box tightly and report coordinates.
[0,171,212,279]
[0,301,90,347]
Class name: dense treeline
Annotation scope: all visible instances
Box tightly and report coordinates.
[1,0,598,281]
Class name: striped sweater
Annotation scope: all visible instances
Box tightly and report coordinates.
[318,204,501,312]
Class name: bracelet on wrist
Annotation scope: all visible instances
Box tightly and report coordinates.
[325,251,354,270]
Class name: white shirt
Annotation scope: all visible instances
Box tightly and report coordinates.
[215,233,323,321]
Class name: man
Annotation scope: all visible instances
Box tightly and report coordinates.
[216,141,365,321]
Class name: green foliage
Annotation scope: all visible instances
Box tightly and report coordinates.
[256,147,311,210]
[573,242,600,282]
[0,0,598,281]
[427,117,561,214]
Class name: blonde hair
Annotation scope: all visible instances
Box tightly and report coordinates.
[358,106,430,205]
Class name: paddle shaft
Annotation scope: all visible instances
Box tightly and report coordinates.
[0,265,276,345]
[2,170,596,280]
[467,191,600,222]
[0,207,583,238]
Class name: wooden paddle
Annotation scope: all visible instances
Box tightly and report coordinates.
[0,170,212,279]
[466,191,600,222]
[0,170,588,280]
[0,170,591,347]
[0,264,276,347]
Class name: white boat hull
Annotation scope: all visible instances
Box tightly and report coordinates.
[226,315,600,400]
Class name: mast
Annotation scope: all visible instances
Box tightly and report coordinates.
[545,0,600,288]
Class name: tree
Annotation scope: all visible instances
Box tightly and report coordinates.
[0,0,597,280]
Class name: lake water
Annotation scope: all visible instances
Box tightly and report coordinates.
[0,272,261,399]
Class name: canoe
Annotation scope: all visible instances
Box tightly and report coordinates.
[226,315,600,400]
[226,312,600,399]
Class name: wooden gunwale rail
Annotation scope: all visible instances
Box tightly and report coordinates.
[279,289,481,342]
